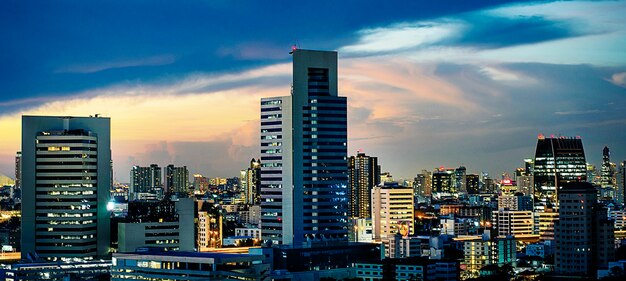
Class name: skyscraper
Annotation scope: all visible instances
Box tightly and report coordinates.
[130,164,163,200]
[533,135,586,208]
[241,158,261,205]
[600,146,614,187]
[165,164,189,196]
[348,152,380,218]
[455,166,467,194]
[555,182,614,277]
[260,49,348,246]
[21,115,111,261]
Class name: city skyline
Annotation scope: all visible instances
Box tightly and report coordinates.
[2,1,626,182]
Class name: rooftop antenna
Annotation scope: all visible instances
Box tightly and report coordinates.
[289,40,301,55]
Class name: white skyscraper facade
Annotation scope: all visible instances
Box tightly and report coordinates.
[260,49,348,246]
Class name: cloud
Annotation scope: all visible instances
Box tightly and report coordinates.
[2,0,626,181]
[216,42,291,60]
[341,21,464,54]
[554,110,603,116]
[56,55,176,74]
[609,72,626,88]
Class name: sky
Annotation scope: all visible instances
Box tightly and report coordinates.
[1,0,626,182]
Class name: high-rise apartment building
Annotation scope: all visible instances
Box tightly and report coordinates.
[260,49,348,246]
[130,164,163,200]
[21,115,111,261]
[432,168,455,196]
[414,170,432,197]
[533,135,586,209]
[165,164,189,195]
[371,185,414,240]
[555,182,614,277]
[348,152,380,218]
[466,174,479,194]
[241,158,261,205]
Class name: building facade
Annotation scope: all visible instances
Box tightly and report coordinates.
[371,185,414,240]
[260,49,349,246]
[348,152,380,218]
[164,165,188,196]
[118,198,194,253]
[533,135,586,209]
[130,164,162,200]
[555,182,615,277]
[21,115,111,261]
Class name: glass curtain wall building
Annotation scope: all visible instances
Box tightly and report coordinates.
[533,135,586,209]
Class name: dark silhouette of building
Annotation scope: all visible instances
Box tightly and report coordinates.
[533,135,586,209]
[466,174,480,194]
[555,182,614,277]
[348,152,380,218]
[600,146,614,187]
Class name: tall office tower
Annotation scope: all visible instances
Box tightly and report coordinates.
[371,185,414,240]
[260,49,348,246]
[241,159,261,205]
[455,166,467,194]
[348,152,380,218]
[129,164,163,200]
[555,182,614,277]
[617,161,626,205]
[165,165,189,195]
[432,168,455,196]
[533,135,586,209]
[600,146,614,187]
[466,174,480,194]
[14,152,21,190]
[21,115,111,261]
[413,170,432,197]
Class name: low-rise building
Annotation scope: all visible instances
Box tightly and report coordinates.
[0,260,111,281]
[354,257,459,281]
[459,233,516,274]
[111,248,270,281]
[118,198,194,252]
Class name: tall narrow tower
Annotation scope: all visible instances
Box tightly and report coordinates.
[600,146,614,187]
[348,152,380,218]
[21,115,111,261]
[260,49,348,246]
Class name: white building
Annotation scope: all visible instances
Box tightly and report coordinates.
[492,210,534,237]
[371,185,414,240]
